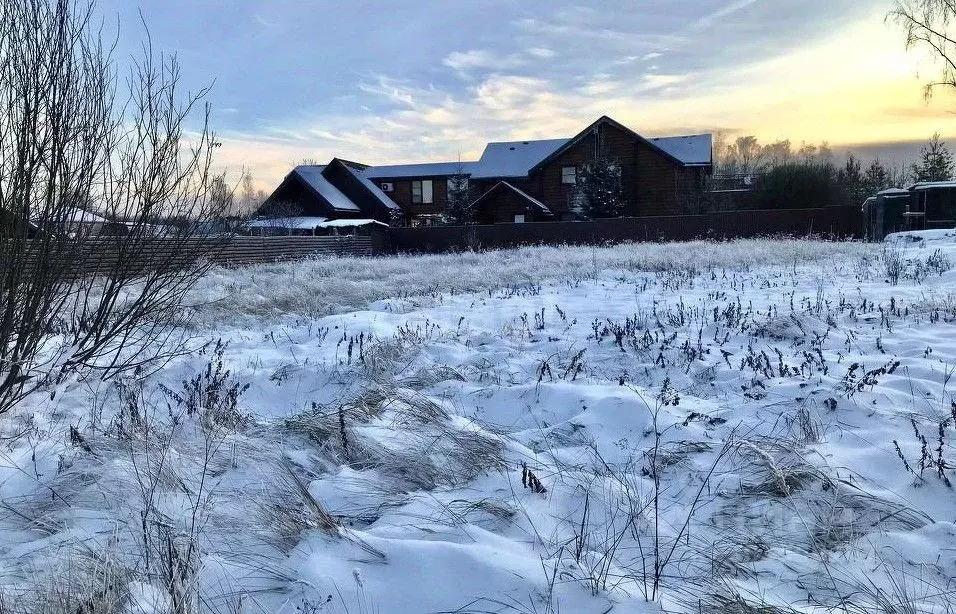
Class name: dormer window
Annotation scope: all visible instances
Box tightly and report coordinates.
[561,166,577,185]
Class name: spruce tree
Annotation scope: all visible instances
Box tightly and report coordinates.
[837,155,865,204]
[444,162,473,225]
[862,160,893,195]
[576,151,625,218]
[912,133,954,182]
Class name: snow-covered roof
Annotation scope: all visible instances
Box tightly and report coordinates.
[359,123,713,183]
[318,218,388,228]
[69,209,108,223]
[472,139,570,179]
[339,163,402,210]
[910,181,956,191]
[364,161,478,179]
[32,208,108,224]
[293,166,361,212]
[362,139,571,181]
[649,134,712,166]
[247,216,328,229]
[878,188,910,196]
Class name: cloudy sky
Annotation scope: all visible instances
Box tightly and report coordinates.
[98,0,956,188]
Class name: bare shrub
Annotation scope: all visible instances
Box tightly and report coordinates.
[882,243,907,285]
[0,0,230,416]
[158,339,250,431]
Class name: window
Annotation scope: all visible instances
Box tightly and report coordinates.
[561,166,577,185]
[514,214,526,223]
[412,180,434,204]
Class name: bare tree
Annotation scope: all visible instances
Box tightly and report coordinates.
[0,0,228,415]
[890,0,956,98]
[254,201,304,235]
[238,171,266,215]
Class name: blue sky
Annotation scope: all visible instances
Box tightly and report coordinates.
[97,1,956,187]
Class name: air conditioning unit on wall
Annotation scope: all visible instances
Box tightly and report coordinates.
[380,182,394,192]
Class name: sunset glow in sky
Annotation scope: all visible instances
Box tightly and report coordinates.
[100,0,956,187]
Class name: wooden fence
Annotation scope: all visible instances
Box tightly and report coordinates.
[6,207,864,275]
[387,206,862,253]
[10,235,376,276]
[211,235,375,265]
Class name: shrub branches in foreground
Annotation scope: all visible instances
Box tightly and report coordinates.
[0,0,228,415]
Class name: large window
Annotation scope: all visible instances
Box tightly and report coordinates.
[412,180,434,204]
[561,166,577,185]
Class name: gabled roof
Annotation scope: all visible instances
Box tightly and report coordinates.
[471,139,569,179]
[365,161,478,179]
[649,134,712,166]
[292,166,362,212]
[358,116,711,184]
[335,160,401,212]
[261,160,401,223]
[529,116,698,173]
[472,181,553,214]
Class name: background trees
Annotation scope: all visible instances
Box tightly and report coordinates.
[239,172,267,215]
[711,135,912,209]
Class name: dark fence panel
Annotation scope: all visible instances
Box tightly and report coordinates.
[13,235,376,276]
[211,235,374,266]
[388,207,861,253]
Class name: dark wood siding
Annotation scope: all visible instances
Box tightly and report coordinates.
[475,188,551,224]
[372,177,452,222]
[535,123,641,218]
[635,141,679,216]
[520,124,703,218]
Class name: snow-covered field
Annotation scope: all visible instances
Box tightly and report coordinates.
[3,235,956,613]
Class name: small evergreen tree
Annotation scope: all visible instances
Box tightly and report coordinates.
[912,133,954,182]
[862,159,893,195]
[576,146,625,219]
[837,155,865,204]
[444,162,473,225]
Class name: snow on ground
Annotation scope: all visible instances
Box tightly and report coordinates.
[3,237,956,613]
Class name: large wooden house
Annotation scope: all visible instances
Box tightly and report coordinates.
[257,116,712,226]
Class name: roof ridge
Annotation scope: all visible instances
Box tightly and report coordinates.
[484,137,570,144]
[652,133,712,138]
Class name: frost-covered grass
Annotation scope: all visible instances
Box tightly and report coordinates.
[189,238,875,325]
[6,234,956,613]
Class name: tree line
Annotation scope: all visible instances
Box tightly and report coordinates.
[709,132,955,210]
